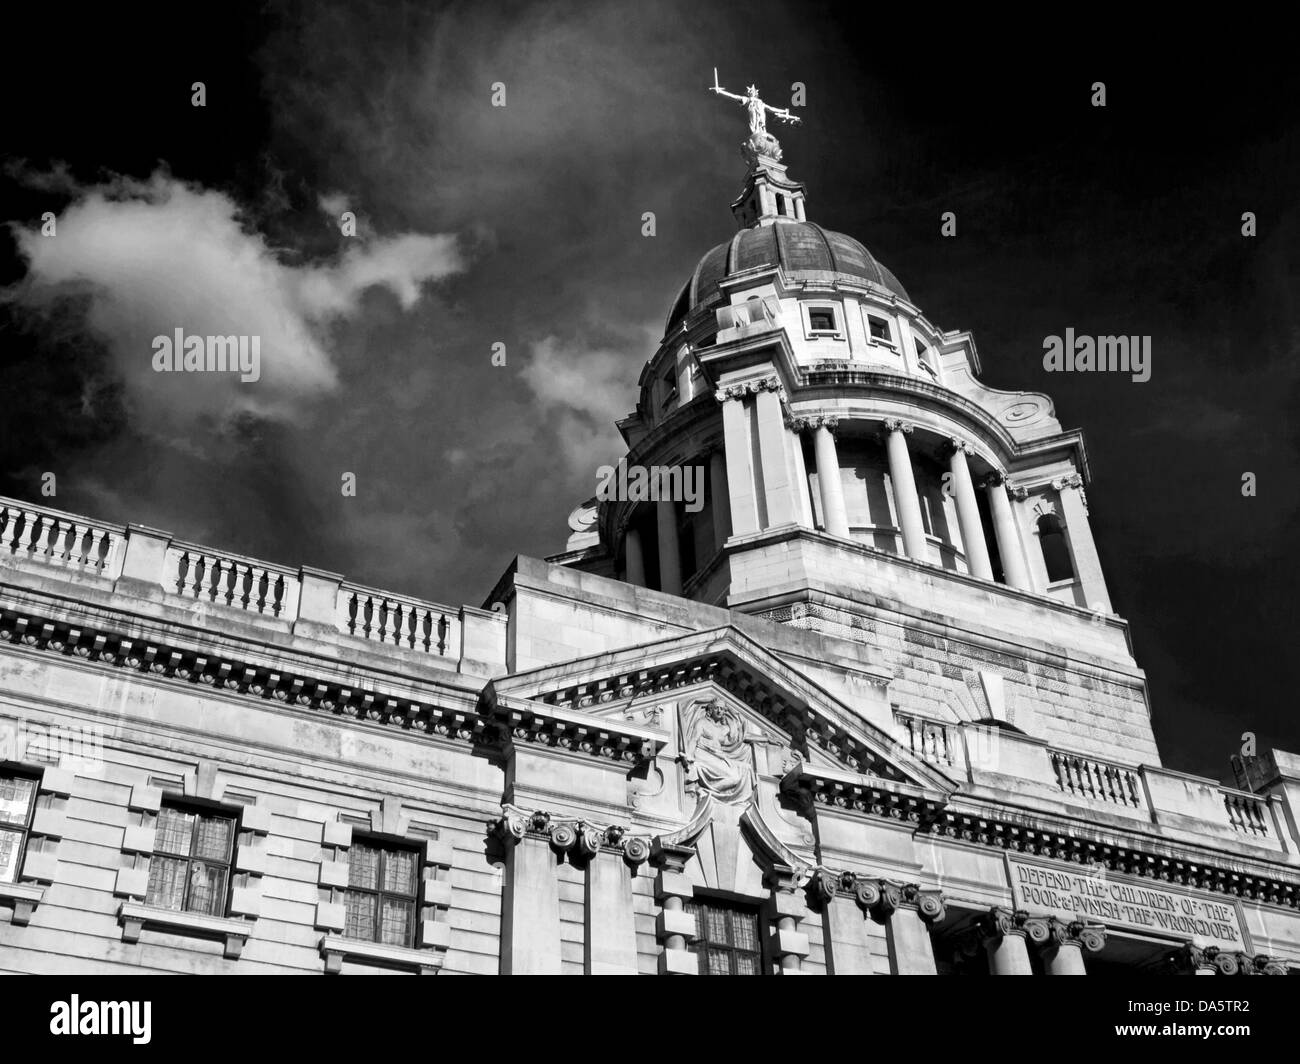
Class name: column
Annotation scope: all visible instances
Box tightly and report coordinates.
[980,907,1045,975]
[708,450,730,550]
[652,841,699,975]
[765,867,811,975]
[812,872,874,975]
[581,829,648,976]
[884,419,927,559]
[812,419,849,538]
[718,389,760,536]
[656,499,682,596]
[1041,918,1106,975]
[983,472,1032,590]
[948,439,993,580]
[624,525,645,586]
[492,809,563,975]
[754,383,797,527]
[787,421,815,529]
[1053,473,1113,611]
[872,882,944,975]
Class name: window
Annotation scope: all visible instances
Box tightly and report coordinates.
[0,774,37,884]
[145,804,235,916]
[661,368,678,410]
[808,307,837,334]
[915,338,937,376]
[1037,513,1075,582]
[344,840,419,947]
[686,897,764,975]
[867,314,894,346]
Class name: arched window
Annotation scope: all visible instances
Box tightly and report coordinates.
[1037,513,1074,582]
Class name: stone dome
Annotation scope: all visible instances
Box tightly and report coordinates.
[666,220,910,333]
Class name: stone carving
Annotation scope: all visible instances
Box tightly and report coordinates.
[714,376,784,403]
[1047,917,1106,953]
[677,697,770,806]
[787,414,840,433]
[812,870,946,924]
[1051,473,1084,492]
[487,805,651,868]
[948,438,973,455]
[883,418,913,434]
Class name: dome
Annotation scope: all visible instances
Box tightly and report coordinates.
[666,220,910,333]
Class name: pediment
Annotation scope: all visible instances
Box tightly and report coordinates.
[484,625,955,797]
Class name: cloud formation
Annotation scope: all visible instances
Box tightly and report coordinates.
[5,170,461,435]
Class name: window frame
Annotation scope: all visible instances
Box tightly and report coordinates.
[804,303,843,339]
[0,771,39,886]
[866,312,897,349]
[342,836,421,949]
[145,800,237,918]
[685,895,766,976]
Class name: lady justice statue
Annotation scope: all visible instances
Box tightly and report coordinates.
[711,68,801,164]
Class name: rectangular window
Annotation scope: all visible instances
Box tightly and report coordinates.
[145,804,235,916]
[808,307,837,333]
[685,897,763,975]
[343,840,419,947]
[868,314,894,346]
[0,774,38,884]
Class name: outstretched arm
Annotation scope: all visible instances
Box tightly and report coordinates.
[763,102,802,124]
[711,85,746,103]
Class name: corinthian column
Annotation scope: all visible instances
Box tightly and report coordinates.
[1042,918,1106,975]
[656,500,682,595]
[812,419,850,538]
[982,471,1031,590]
[948,439,993,579]
[980,907,1045,975]
[884,419,927,559]
[870,881,945,975]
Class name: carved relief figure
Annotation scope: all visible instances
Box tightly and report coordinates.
[677,698,767,806]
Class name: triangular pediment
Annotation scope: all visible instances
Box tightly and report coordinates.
[484,625,955,797]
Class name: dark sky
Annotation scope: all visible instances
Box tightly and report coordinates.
[1,2,1296,780]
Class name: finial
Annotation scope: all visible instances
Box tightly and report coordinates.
[711,68,801,166]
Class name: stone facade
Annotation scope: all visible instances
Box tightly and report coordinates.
[2,138,1298,976]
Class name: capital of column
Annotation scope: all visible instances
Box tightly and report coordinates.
[788,414,840,433]
[947,437,973,456]
[811,868,882,913]
[978,469,1007,490]
[1046,917,1106,954]
[714,375,785,404]
[861,879,947,925]
[1169,943,1211,974]
[883,418,913,435]
[980,906,1049,945]
[487,805,650,866]
[1008,481,1029,501]
[1051,472,1084,492]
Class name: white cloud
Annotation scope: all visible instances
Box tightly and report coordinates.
[520,335,636,477]
[5,171,462,432]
